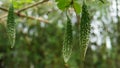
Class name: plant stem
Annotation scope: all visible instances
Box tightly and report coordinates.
[0,7,49,23]
[17,0,49,13]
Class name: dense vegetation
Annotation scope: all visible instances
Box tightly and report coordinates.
[0,0,120,68]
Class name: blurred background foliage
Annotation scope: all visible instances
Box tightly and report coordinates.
[0,0,120,68]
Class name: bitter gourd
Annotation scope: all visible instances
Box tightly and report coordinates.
[7,3,16,48]
[79,2,90,61]
[62,15,73,63]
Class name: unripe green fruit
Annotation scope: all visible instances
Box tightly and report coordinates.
[7,3,16,48]
[62,15,73,63]
[79,2,91,61]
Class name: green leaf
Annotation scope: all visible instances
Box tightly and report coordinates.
[56,0,71,10]
[73,2,82,14]
[13,0,33,8]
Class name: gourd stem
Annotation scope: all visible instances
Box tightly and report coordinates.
[65,9,70,21]
[12,0,14,5]
[83,0,86,5]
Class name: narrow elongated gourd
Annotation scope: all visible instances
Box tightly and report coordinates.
[62,15,73,63]
[79,2,90,61]
[7,3,16,48]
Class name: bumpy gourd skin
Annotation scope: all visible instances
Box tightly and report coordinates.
[79,2,90,61]
[62,16,73,63]
[7,4,16,48]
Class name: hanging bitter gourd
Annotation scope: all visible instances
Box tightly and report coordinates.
[62,15,73,63]
[7,3,16,48]
[79,2,91,61]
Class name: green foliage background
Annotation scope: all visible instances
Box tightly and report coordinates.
[0,0,120,68]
